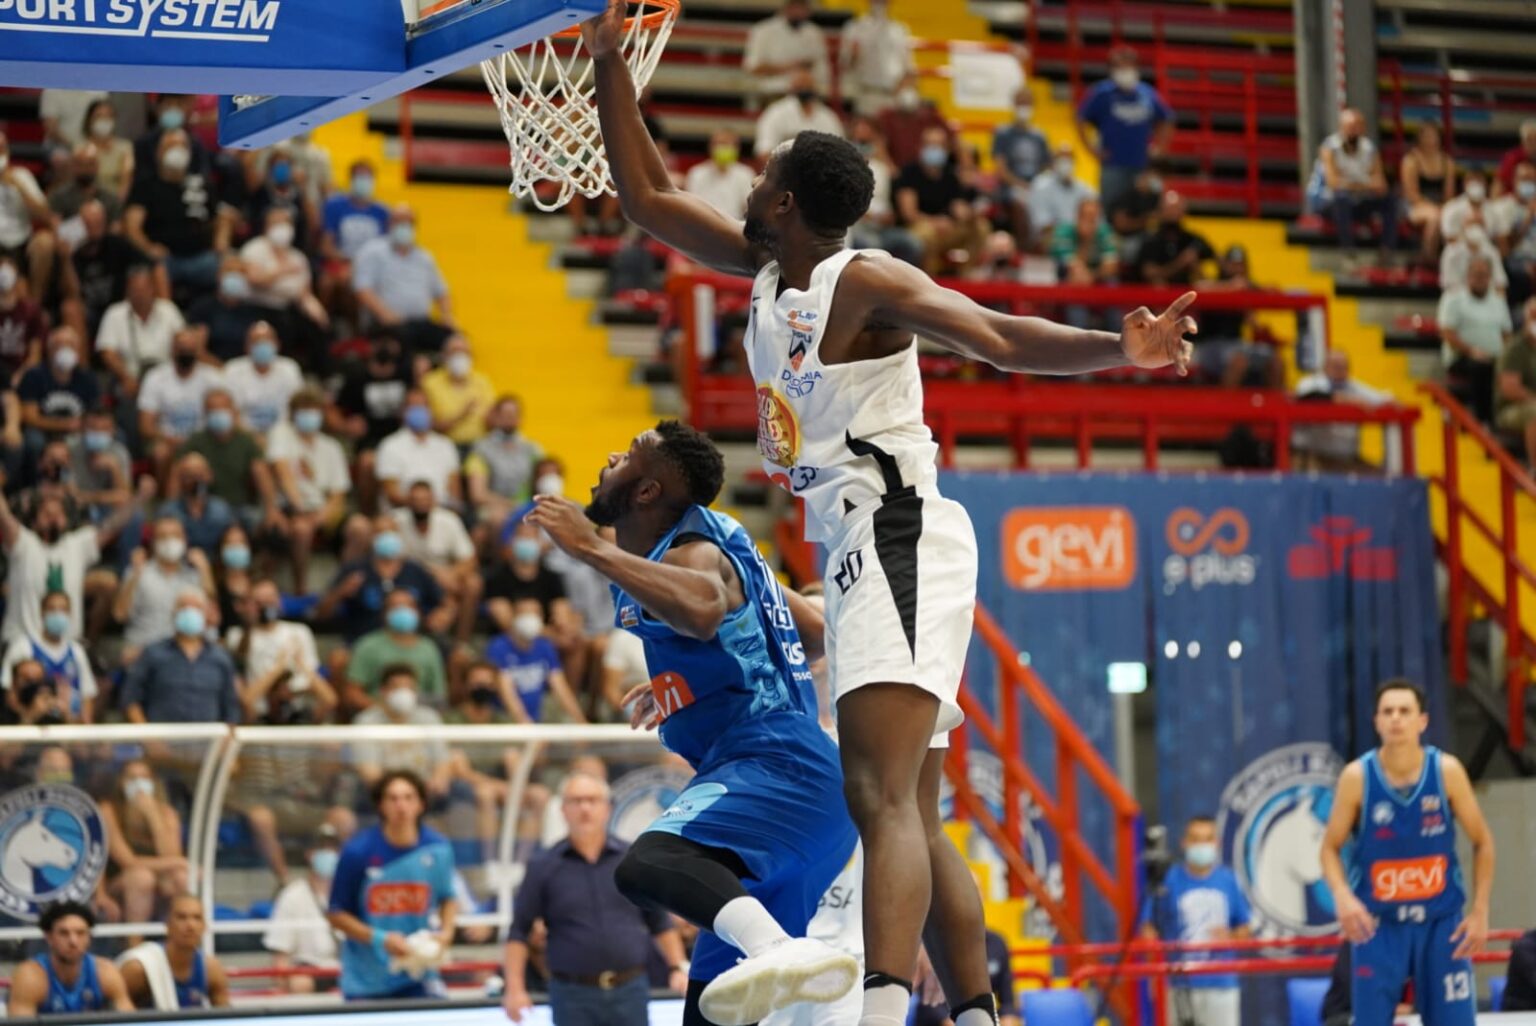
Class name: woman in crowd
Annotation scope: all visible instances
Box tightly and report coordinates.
[1401,122,1457,266]
[100,759,189,928]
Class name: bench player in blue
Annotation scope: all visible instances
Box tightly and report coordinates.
[528,420,860,1026]
[1321,679,1496,1026]
[6,900,134,1016]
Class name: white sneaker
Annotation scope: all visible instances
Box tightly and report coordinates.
[698,937,859,1026]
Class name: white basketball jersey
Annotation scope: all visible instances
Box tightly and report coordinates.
[744,249,939,542]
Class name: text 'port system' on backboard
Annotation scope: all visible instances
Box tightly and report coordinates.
[0,0,605,148]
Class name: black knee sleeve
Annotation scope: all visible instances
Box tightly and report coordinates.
[615,832,752,928]
[950,993,998,1023]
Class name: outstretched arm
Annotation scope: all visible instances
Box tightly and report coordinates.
[584,0,766,276]
[841,253,1197,375]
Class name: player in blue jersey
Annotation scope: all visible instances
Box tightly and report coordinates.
[121,894,230,1008]
[326,769,459,1001]
[528,420,861,1026]
[7,900,133,1016]
[1320,679,1495,1026]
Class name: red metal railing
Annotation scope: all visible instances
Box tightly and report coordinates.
[1420,382,1536,749]
[1380,60,1536,163]
[1024,0,1294,74]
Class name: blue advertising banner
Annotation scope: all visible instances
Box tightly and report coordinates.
[942,471,1443,955]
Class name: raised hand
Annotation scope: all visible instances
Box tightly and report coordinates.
[1121,290,1198,375]
[580,0,626,58]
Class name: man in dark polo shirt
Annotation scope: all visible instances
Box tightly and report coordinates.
[503,771,687,1025]
[120,590,241,724]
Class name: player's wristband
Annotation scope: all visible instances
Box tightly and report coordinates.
[372,929,389,961]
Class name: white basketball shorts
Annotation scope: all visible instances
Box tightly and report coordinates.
[822,490,977,747]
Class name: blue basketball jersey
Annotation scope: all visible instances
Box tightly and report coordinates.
[33,952,104,1013]
[611,505,821,769]
[30,637,87,718]
[328,824,455,998]
[167,945,208,1008]
[1350,746,1465,920]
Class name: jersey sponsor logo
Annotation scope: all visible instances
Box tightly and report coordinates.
[1370,801,1394,826]
[780,368,822,398]
[1420,813,1447,838]
[649,671,696,722]
[1002,506,1136,591]
[364,881,431,918]
[0,0,282,43]
[1162,507,1257,594]
[755,384,801,467]
[609,764,696,843]
[1421,795,1441,813]
[619,605,639,628]
[654,782,729,828]
[1287,516,1397,581]
[1217,742,1347,937]
[1370,855,1447,903]
[0,784,108,922]
[786,309,818,369]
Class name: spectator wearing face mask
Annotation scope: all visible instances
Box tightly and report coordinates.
[1442,169,1512,251]
[486,520,567,629]
[1441,219,1509,295]
[227,576,330,722]
[354,204,455,354]
[264,824,344,992]
[247,147,316,253]
[351,670,454,799]
[895,126,988,274]
[1108,166,1164,251]
[49,142,122,225]
[185,255,271,363]
[68,409,132,525]
[317,513,445,644]
[1,593,96,723]
[125,128,230,293]
[267,389,351,593]
[320,160,389,326]
[1308,107,1397,257]
[838,0,914,115]
[0,486,146,645]
[743,0,829,100]
[332,336,410,458]
[221,321,303,437]
[240,206,329,330]
[176,396,276,533]
[138,328,226,477]
[391,481,481,644]
[1440,254,1511,424]
[96,264,184,397]
[1132,190,1215,286]
[158,450,242,557]
[486,597,586,724]
[754,70,845,159]
[343,589,448,714]
[82,99,133,201]
[121,590,241,723]
[1075,48,1173,214]
[465,395,544,529]
[422,335,495,449]
[132,96,209,184]
[685,131,756,218]
[1027,145,1098,251]
[991,90,1050,242]
[19,327,98,453]
[1502,163,1536,306]
[0,254,47,383]
[374,387,463,510]
[14,439,85,532]
[114,516,216,656]
[11,670,77,727]
[40,88,107,155]
[876,82,951,169]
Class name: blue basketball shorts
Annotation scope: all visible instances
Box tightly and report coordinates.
[1352,914,1474,1026]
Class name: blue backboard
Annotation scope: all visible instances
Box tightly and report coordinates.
[0,0,605,148]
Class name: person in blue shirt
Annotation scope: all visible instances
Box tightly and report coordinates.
[322,160,391,263]
[326,769,459,1001]
[1322,679,1495,1026]
[527,420,861,1026]
[121,894,231,1009]
[7,900,134,1016]
[484,596,587,723]
[1142,816,1251,1026]
[1075,47,1174,214]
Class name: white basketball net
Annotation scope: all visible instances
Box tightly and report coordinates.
[480,1,679,211]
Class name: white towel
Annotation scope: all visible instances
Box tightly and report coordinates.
[117,943,179,1011]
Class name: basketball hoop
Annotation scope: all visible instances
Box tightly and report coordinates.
[480,0,680,211]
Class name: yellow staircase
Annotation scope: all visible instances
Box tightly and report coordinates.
[311,113,654,491]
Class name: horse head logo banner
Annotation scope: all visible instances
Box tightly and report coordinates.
[1216,743,1346,937]
[0,783,108,922]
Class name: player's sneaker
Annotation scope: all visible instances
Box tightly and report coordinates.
[698,937,859,1026]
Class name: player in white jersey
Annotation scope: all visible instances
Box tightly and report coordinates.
[583,4,1197,1024]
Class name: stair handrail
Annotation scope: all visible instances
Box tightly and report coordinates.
[1419,381,1536,748]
